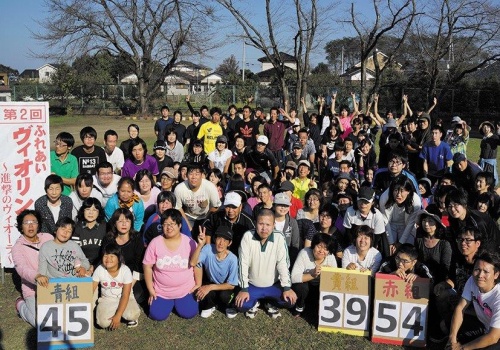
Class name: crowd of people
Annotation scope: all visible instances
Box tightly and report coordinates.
[11,93,500,349]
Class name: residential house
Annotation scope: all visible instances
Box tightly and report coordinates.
[341,51,401,82]
[256,52,297,85]
[37,63,60,83]
[0,86,12,101]
[19,69,39,82]
[199,72,224,93]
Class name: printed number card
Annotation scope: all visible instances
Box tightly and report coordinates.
[371,273,430,347]
[37,277,94,349]
[318,267,372,337]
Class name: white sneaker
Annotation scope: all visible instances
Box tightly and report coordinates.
[265,303,282,319]
[245,301,260,319]
[225,307,238,319]
[200,307,216,318]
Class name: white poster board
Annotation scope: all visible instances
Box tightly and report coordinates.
[0,102,50,268]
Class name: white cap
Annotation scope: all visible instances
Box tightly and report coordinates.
[224,192,242,207]
[257,135,269,145]
[274,192,291,206]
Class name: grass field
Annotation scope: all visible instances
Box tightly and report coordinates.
[0,114,488,350]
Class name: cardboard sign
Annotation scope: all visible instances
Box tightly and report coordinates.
[0,102,50,268]
[37,277,94,349]
[371,273,430,347]
[318,267,372,336]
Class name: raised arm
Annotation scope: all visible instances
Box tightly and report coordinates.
[330,93,337,116]
[351,92,359,117]
[405,95,414,117]
[318,96,325,116]
[396,95,408,126]
[185,95,196,115]
[427,96,437,114]
[373,93,385,125]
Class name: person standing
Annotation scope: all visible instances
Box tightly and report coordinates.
[420,125,453,185]
[71,126,107,176]
[197,107,223,154]
[235,105,260,149]
[50,132,78,196]
[264,107,295,167]
[103,130,125,175]
[154,105,173,141]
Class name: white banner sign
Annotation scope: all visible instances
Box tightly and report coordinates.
[0,102,50,268]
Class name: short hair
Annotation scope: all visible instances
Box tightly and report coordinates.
[319,204,338,221]
[192,111,201,118]
[440,173,456,185]
[476,251,500,280]
[210,107,222,116]
[16,209,42,233]
[431,124,444,134]
[257,183,272,192]
[55,217,75,233]
[75,173,93,189]
[96,161,114,173]
[311,233,337,254]
[187,163,204,174]
[358,138,372,148]
[351,225,374,247]
[256,208,275,221]
[477,192,492,206]
[44,174,63,192]
[334,141,345,152]
[127,123,140,133]
[128,137,148,159]
[304,188,323,209]
[476,171,496,191]
[117,177,135,192]
[298,128,309,136]
[165,126,178,139]
[243,105,252,113]
[77,197,104,223]
[228,104,237,111]
[56,132,75,148]
[232,159,246,168]
[161,105,170,112]
[200,105,209,112]
[396,243,418,261]
[104,129,118,141]
[459,226,482,242]
[173,110,182,117]
[445,188,468,207]
[101,243,124,267]
[134,169,154,191]
[79,126,97,141]
[160,208,182,226]
[270,106,279,114]
[157,191,176,207]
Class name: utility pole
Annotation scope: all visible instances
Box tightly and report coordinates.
[242,40,246,82]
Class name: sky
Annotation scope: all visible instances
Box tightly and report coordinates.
[0,0,370,74]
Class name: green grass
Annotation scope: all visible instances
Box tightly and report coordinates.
[1,115,487,349]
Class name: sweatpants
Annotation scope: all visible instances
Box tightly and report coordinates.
[149,293,198,321]
[237,283,293,312]
[96,296,141,328]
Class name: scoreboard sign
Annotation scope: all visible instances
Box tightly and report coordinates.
[37,277,94,349]
[371,273,430,347]
[318,267,372,336]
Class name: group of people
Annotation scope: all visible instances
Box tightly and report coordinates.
[11,93,500,349]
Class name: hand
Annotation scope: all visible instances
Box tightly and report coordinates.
[189,283,201,294]
[373,93,379,102]
[36,275,49,288]
[195,285,212,301]
[310,265,322,277]
[448,341,462,350]
[108,314,121,330]
[282,289,297,305]
[332,92,337,99]
[235,291,250,308]
[433,97,437,105]
[279,108,287,116]
[308,178,315,188]
[148,291,157,306]
[248,96,254,103]
[345,263,357,270]
[359,267,368,273]
[402,94,407,102]
[350,91,356,98]
[186,95,190,102]
[405,273,417,284]
[393,268,407,280]
[389,244,397,256]
[75,266,87,277]
[197,226,206,246]
[300,97,305,104]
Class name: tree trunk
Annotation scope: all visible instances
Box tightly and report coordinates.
[360,59,367,109]
[139,78,149,117]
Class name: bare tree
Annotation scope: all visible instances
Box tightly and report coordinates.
[34,0,216,116]
[217,0,323,113]
[349,0,417,108]
[410,0,500,103]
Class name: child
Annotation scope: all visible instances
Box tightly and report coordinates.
[92,243,141,329]
[36,217,90,287]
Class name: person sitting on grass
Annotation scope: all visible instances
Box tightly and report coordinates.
[448,251,500,350]
[291,233,337,317]
[189,226,239,319]
[93,243,141,329]
[378,243,433,283]
[235,209,297,319]
[342,225,382,276]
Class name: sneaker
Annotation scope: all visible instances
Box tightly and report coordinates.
[292,306,304,317]
[200,307,216,318]
[245,301,260,319]
[225,308,238,319]
[265,303,282,319]
[127,320,138,328]
[429,326,447,343]
[15,297,24,317]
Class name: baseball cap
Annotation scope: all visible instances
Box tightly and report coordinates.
[385,119,398,128]
[274,192,291,206]
[453,153,466,163]
[285,161,298,170]
[215,226,233,241]
[216,135,228,144]
[257,135,269,145]
[358,187,375,202]
[161,167,178,179]
[451,116,462,124]
[153,140,167,150]
[418,113,431,122]
[298,160,311,168]
[224,191,242,207]
[292,142,302,149]
[279,181,295,192]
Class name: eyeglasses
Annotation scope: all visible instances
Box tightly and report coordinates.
[53,141,68,147]
[83,135,95,140]
[448,203,462,209]
[388,160,403,166]
[395,256,414,265]
[456,238,476,245]
[162,222,178,228]
[22,220,38,225]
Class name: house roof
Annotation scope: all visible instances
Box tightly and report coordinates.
[258,52,296,63]
[20,69,39,79]
[0,64,19,74]
[256,66,296,79]
[0,86,12,93]
[173,60,211,71]
[37,63,61,71]
[469,60,500,80]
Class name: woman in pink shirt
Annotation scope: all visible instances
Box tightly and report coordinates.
[331,92,359,140]
[143,209,199,320]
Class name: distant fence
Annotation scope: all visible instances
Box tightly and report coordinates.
[8,83,500,122]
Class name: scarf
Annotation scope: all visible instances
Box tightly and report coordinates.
[119,194,140,209]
